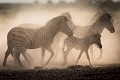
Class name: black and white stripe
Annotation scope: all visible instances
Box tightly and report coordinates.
[3,15,73,67]
[63,34,102,66]
[74,12,115,38]
[72,12,115,62]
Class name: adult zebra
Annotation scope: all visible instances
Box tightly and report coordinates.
[70,11,115,61]
[63,34,102,66]
[3,15,73,67]
[62,12,115,66]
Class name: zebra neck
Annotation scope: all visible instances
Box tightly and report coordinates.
[50,25,60,37]
[88,38,94,46]
[49,18,62,36]
[91,19,104,34]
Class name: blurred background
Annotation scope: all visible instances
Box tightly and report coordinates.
[0,0,120,68]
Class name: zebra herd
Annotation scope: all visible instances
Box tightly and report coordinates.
[2,11,115,67]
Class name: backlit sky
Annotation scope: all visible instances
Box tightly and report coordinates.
[0,0,119,3]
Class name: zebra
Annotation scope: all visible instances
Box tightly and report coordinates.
[3,15,73,67]
[69,11,115,61]
[62,34,102,67]
[75,11,115,37]
[60,11,115,62]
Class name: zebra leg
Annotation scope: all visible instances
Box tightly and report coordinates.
[63,48,71,66]
[3,42,13,66]
[75,50,84,65]
[41,48,45,67]
[22,52,30,64]
[97,48,103,61]
[85,50,92,67]
[15,52,23,67]
[13,49,18,65]
[21,49,31,64]
[3,48,12,66]
[13,48,23,67]
[26,52,33,61]
[45,46,54,66]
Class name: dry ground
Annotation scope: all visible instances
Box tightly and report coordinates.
[0,64,120,80]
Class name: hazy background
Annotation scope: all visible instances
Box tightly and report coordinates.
[0,0,120,68]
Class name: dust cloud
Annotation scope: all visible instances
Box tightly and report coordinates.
[0,4,119,68]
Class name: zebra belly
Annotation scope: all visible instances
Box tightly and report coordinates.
[28,44,42,49]
[28,39,53,49]
[9,27,38,49]
[73,43,87,50]
[73,45,81,50]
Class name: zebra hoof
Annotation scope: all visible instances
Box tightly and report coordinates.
[3,62,8,67]
[3,63,6,67]
[44,62,49,67]
[62,63,67,67]
[41,64,46,68]
[90,65,93,68]
[75,62,78,65]
[2,65,6,67]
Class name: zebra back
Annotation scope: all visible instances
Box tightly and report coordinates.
[8,15,72,49]
[63,34,102,50]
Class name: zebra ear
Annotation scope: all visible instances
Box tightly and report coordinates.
[63,16,68,22]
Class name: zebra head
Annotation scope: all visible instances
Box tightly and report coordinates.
[90,34,102,48]
[62,12,72,21]
[60,16,73,37]
[101,13,115,33]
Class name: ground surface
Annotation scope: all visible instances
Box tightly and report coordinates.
[0,64,120,80]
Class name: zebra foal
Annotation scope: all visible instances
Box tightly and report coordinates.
[3,15,73,67]
[63,34,102,67]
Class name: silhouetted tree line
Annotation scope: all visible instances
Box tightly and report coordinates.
[0,0,120,11]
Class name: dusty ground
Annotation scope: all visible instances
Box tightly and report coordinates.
[0,64,120,80]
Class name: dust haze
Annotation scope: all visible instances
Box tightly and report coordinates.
[0,1,120,68]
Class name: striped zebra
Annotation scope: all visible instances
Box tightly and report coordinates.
[3,15,73,67]
[62,34,102,67]
[68,11,115,61]
[75,11,115,37]
[62,11,115,62]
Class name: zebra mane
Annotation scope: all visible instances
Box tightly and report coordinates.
[45,15,64,27]
[91,11,113,28]
[91,9,107,22]
[92,9,113,23]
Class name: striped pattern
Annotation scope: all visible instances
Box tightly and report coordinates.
[3,15,73,66]
[72,12,115,62]
[74,13,115,38]
[63,34,102,66]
